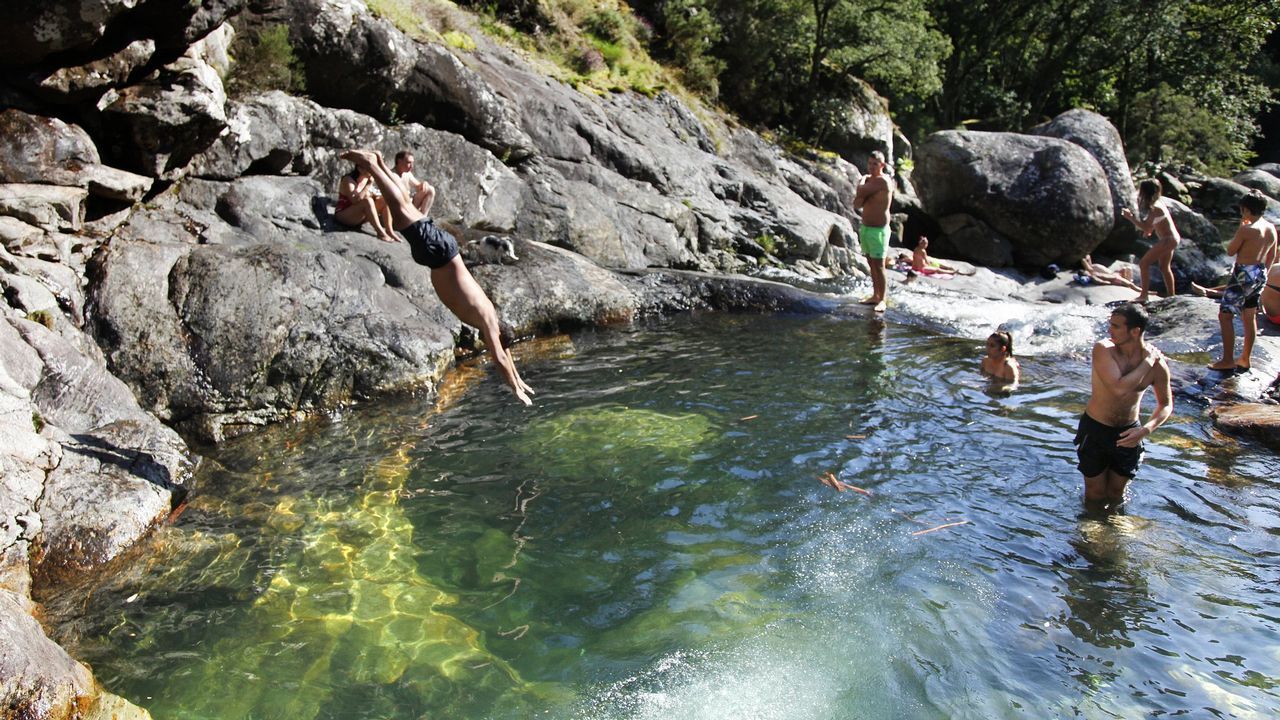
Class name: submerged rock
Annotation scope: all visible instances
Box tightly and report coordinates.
[1210,403,1280,451]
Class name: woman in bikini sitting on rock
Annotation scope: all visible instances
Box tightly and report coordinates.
[334,163,398,243]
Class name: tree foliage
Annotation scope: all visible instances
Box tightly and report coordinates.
[451,0,1277,171]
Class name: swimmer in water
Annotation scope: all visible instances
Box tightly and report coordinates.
[981,331,1020,384]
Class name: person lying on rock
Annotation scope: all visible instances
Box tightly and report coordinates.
[1120,179,1181,302]
[1076,303,1171,510]
[1078,254,1140,291]
[334,163,398,243]
[1208,191,1278,374]
[341,149,534,405]
[980,331,1020,384]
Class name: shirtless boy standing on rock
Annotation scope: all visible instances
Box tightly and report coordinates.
[1076,303,1171,509]
[853,151,893,313]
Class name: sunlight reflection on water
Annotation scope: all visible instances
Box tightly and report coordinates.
[51,314,1280,720]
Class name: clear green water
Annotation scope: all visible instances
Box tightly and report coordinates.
[55,314,1280,719]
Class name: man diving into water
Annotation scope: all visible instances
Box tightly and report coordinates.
[342,149,534,405]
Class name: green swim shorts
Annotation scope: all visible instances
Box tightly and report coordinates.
[859,224,889,259]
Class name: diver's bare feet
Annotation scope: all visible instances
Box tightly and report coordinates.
[872,300,886,313]
[858,296,878,305]
[1190,282,1208,297]
[1207,359,1236,371]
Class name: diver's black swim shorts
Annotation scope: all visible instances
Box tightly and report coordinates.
[403,218,459,269]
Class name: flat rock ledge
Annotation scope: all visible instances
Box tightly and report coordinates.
[1210,403,1280,451]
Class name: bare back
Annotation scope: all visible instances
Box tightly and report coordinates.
[1230,218,1278,266]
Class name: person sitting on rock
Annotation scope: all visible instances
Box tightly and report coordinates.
[911,236,961,276]
[341,149,534,405]
[981,331,1020,384]
[1078,254,1140,291]
[334,164,397,243]
[389,150,436,215]
[1121,179,1181,302]
[1208,191,1278,373]
[1263,262,1280,326]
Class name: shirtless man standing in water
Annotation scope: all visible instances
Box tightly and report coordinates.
[1075,303,1171,509]
[853,151,894,312]
[342,149,534,405]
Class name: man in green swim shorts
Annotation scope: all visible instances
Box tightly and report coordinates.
[854,151,894,312]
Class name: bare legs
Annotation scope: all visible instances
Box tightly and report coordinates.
[431,256,534,405]
[342,149,535,405]
[1135,240,1176,302]
[335,193,397,243]
[860,257,887,313]
[413,184,436,215]
[1084,470,1129,510]
[1210,308,1257,371]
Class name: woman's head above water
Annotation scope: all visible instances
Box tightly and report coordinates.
[986,331,1013,357]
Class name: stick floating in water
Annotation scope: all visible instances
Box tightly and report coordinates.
[911,520,970,536]
[845,434,867,440]
[739,414,760,421]
[818,471,872,496]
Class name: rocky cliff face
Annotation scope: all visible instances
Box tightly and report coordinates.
[0,2,877,716]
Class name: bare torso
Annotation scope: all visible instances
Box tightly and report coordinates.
[1146,201,1181,244]
[1086,340,1153,425]
[855,175,892,227]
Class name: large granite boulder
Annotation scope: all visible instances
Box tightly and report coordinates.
[1232,168,1280,202]
[0,185,88,233]
[94,28,231,178]
[87,231,462,442]
[1191,176,1280,220]
[817,77,898,169]
[914,130,1113,267]
[1031,109,1138,256]
[1211,403,1280,452]
[275,0,537,162]
[0,109,153,202]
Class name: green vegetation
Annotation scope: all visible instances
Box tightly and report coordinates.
[755,233,777,256]
[448,0,1277,172]
[26,309,55,329]
[227,24,305,97]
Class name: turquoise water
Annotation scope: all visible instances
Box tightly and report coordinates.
[55,314,1280,719]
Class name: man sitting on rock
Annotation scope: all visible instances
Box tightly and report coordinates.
[389,150,436,215]
[342,149,534,405]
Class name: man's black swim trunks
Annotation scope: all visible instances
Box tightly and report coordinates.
[1074,412,1144,478]
[403,217,459,269]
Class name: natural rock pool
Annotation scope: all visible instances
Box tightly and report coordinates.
[50,314,1279,718]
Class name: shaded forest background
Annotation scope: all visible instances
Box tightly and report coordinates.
[236,0,1279,173]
